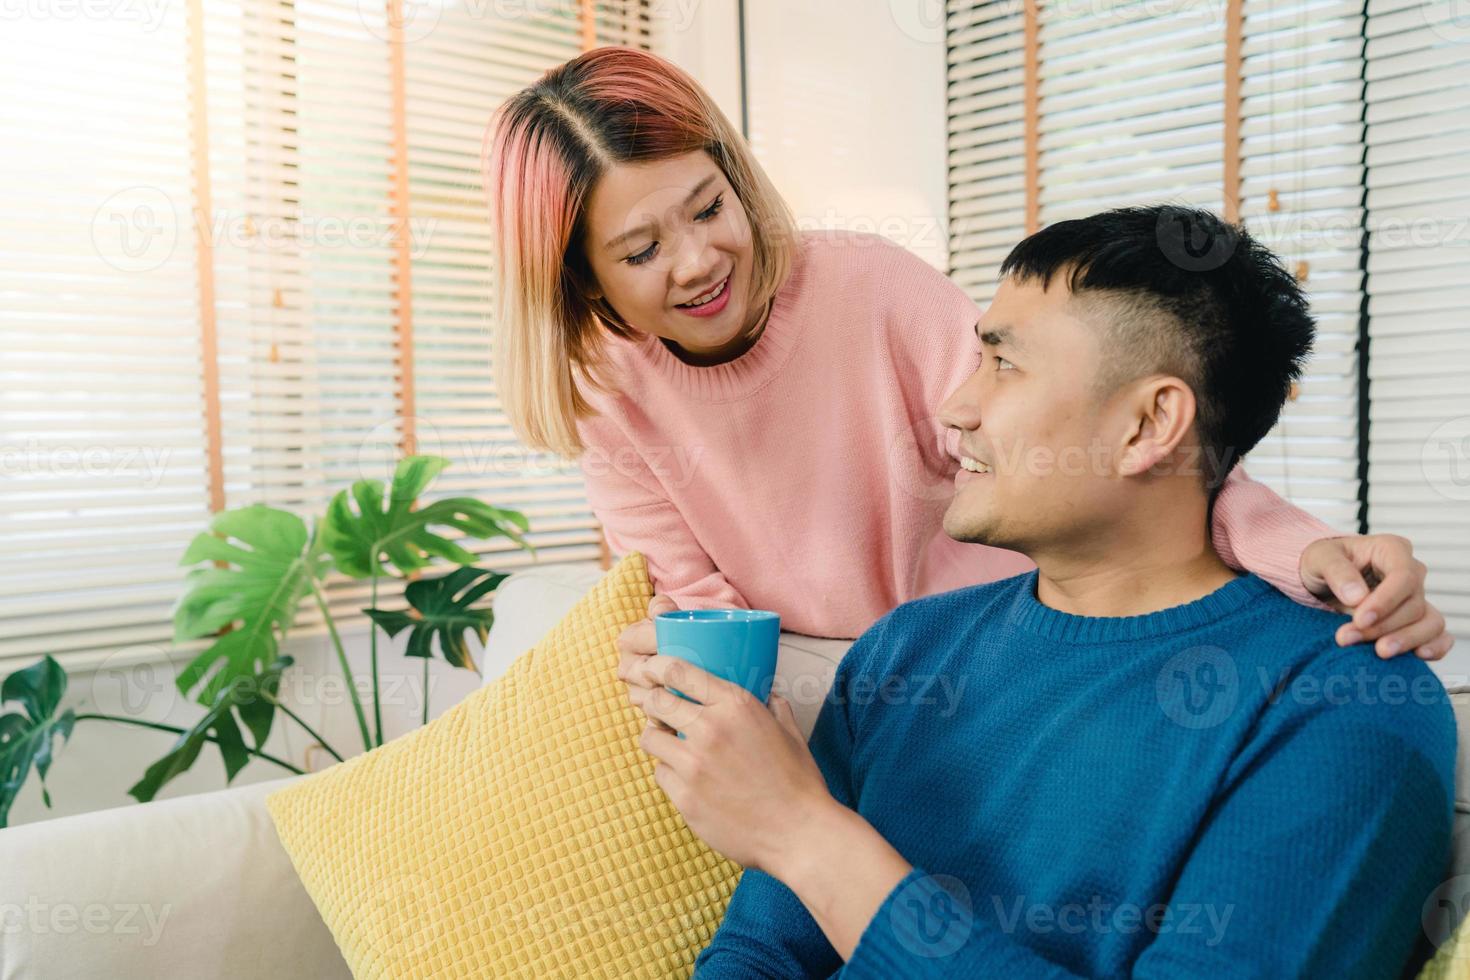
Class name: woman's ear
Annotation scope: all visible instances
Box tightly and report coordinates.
[1117,376,1196,478]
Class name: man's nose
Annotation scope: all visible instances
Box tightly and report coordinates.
[937,375,983,433]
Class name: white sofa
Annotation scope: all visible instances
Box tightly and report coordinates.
[2,563,1466,978]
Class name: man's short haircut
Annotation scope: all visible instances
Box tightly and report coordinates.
[999,205,1315,491]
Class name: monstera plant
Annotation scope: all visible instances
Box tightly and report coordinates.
[0,455,531,827]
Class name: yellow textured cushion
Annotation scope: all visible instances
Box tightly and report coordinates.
[1420,915,1470,979]
[266,553,742,978]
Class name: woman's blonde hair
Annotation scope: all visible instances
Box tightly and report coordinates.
[482,46,796,456]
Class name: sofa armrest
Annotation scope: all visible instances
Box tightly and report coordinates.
[484,563,852,739]
[0,775,349,980]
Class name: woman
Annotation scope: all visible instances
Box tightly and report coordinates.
[480,47,1451,702]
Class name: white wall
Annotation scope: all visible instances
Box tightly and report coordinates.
[659,0,952,269]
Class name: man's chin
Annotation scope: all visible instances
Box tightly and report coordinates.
[943,507,999,547]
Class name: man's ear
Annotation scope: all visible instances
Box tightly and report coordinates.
[1117,376,1196,478]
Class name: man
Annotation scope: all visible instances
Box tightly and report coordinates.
[627,206,1457,977]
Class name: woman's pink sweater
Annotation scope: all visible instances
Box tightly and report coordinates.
[576,231,1335,639]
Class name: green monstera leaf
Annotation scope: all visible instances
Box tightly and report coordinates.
[172,505,323,708]
[0,656,76,828]
[365,566,509,673]
[129,656,291,804]
[320,455,530,579]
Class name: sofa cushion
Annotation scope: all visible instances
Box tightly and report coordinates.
[264,553,744,979]
[0,775,349,980]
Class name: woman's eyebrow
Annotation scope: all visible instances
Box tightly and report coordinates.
[603,174,719,251]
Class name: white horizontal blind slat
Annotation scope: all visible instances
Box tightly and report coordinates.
[1236,0,1364,531]
[1038,4,1226,221]
[946,0,1027,306]
[1364,9,1470,636]
[0,11,213,667]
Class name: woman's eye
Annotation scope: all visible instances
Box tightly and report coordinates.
[695,194,724,222]
[996,356,1015,372]
[625,242,659,266]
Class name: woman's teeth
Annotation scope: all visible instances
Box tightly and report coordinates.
[960,456,992,474]
[679,277,728,308]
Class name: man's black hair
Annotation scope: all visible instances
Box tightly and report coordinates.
[999,205,1314,490]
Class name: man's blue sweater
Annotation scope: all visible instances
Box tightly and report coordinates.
[694,571,1457,978]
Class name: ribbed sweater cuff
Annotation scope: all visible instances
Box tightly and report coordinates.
[844,867,1074,979]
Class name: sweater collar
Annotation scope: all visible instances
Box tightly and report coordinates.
[1005,569,1274,644]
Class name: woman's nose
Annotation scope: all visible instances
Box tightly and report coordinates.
[670,233,718,286]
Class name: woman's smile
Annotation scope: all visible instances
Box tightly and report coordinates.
[675,274,732,317]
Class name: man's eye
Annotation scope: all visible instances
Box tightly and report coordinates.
[625,242,659,266]
[695,193,724,222]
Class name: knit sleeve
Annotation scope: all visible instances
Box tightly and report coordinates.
[1210,464,1337,607]
[576,411,748,611]
[858,236,985,487]
[874,237,985,426]
[693,621,882,977]
[839,651,1457,979]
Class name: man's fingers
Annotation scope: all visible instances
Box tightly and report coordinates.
[616,619,657,656]
[1353,564,1424,630]
[618,651,658,686]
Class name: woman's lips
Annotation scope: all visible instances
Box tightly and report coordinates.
[675,275,731,318]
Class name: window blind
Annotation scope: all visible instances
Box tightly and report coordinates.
[1237,0,1365,532]
[946,0,1028,308]
[946,0,1363,533]
[1364,0,1470,635]
[0,12,212,665]
[0,1,649,668]
[1037,3,1225,221]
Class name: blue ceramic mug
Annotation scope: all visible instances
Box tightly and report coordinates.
[653,609,781,707]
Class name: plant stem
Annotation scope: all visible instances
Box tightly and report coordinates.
[74,714,305,775]
[370,572,383,747]
[268,697,345,764]
[310,580,372,752]
[422,656,430,726]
